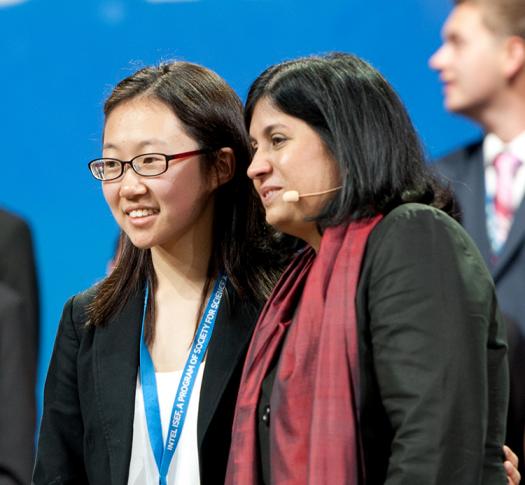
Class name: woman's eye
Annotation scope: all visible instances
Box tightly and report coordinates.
[271,135,286,146]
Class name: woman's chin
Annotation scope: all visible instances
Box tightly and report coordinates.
[126,235,155,251]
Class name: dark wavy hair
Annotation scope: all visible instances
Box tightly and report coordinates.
[244,53,454,229]
[89,61,282,341]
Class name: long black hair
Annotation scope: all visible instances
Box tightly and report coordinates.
[244,53,454,229]
[89,61,282,340]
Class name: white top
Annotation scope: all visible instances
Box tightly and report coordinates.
[483,131,525,209]
[127,365,205,485]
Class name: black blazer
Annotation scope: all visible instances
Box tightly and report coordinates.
[435,141,525,473]
[256,204,508,484]
[356,204,508,484]
[33,286,260,485]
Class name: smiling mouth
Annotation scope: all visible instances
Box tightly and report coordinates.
[125,209,159,218]
[261,188,282,203]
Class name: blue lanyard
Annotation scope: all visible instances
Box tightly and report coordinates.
[139,274,227,485]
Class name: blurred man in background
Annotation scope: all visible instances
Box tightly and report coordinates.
[0,208,39,484]
[430,0,525,472]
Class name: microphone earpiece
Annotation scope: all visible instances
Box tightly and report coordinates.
[282,191,300,202]
[281,186,342,202]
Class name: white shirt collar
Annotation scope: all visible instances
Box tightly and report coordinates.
[483,131,525,167]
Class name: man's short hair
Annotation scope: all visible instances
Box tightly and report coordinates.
[454,0,525,39]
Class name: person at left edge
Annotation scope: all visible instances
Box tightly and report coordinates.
[33,61,284,485]
[0,208,39,485]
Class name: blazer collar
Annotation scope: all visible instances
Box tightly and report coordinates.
[457,144,493,265]
[197,289,259,446]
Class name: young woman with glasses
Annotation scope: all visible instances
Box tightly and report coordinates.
[33,61,285,485]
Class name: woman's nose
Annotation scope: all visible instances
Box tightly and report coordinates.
[118,166,147,198]
[247,150,272,180]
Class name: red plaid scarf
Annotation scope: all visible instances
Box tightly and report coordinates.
[226,217,382,484]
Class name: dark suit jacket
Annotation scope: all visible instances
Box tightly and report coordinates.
[435,141,525,332]
[0,209,39,350]
[0,284,36,485]
[33,286,259,485]
[435,141,525,473]
[0,209,38,484]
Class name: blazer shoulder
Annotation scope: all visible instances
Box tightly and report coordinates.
[0,209,32,246]
[0,208,27,228]
[61,285,99,330]
[371,203,461,241]
[363,203,494,298]
[434,139,483,172]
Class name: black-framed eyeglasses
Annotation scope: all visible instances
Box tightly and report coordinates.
[88,149,208,181]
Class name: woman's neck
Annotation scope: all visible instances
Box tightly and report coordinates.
[151,239,212,298]
[148,243,213,371]
[148,234,213,370]
[150,198,215,295]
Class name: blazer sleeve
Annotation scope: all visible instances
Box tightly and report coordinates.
[365,206,508,484]
[33,296,89,485]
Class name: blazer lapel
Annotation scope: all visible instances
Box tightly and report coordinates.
[456,145,493,265]
[492,199,525,281]
[93,290,143,485]
[197,290,259,447]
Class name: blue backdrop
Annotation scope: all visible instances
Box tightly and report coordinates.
[0,0,481,414]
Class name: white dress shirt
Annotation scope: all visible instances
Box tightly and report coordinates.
[483,131,525,210]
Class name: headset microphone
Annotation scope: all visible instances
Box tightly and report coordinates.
[282,186,342,202]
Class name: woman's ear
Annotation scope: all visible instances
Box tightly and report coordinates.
[212,147,235,188]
